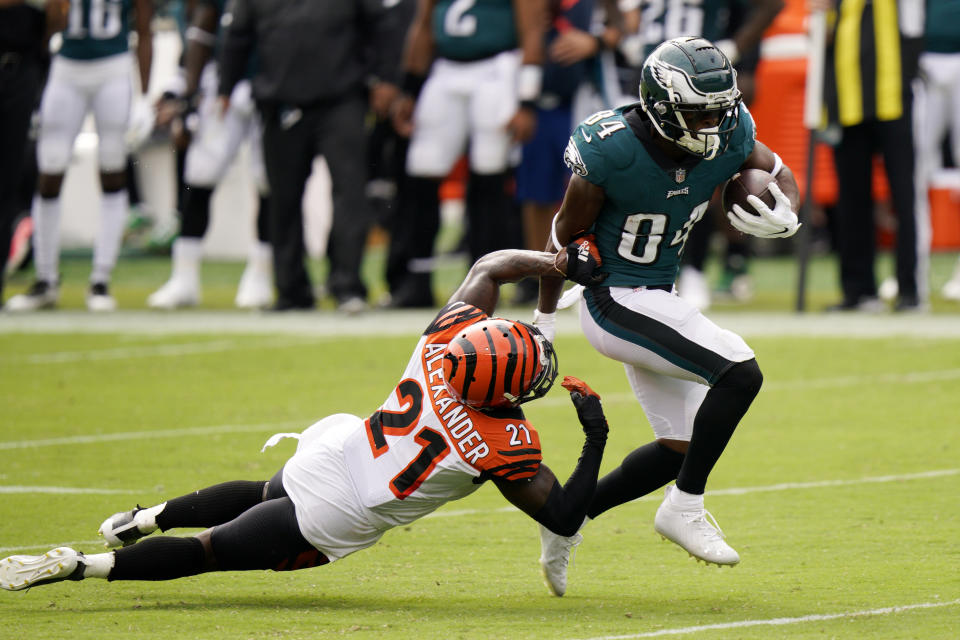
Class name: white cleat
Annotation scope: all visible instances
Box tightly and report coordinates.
[5,280,59,311]
[86,282,117,312]
[942,277,960,302]
[538,524,583,597]
[235,264,274,309]
[654,486,739,566]
[878,276,898,302]
[147,278,200,309]
[0,547,84,591]
[677,266,710,311]
[98,506,158,548]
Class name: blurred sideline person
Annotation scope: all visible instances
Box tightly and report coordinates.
[387,0,546,308]
[5,0,153,312]
[148,0,273,310]
[920,0,960,301]
[817,0,927,312]
[369,0,417,302]
[567,0,636,123]
[533,38,800,596]
[219,0,403,313]
[513,0,608,306]
[0,0,59,308]
[0,248,611,592]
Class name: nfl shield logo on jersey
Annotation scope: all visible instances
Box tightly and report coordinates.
[674,168,686,183]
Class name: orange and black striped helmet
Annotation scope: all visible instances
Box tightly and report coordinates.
[442,318,558,409]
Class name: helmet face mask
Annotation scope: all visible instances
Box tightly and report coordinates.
[442,319,558,410]
[640,37,742,160]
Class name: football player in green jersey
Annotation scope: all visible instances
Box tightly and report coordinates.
[5,0,153,312]
[534,37,801,596]
[388,0,545,308]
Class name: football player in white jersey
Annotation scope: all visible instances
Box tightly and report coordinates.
[147,0,273,310]
[5,0,153,312]
[0,247,610,593]
[387,0,545,308]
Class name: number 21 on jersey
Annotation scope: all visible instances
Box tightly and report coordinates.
[365,379,451,500]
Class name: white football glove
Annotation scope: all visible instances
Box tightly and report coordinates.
[125,96,156,152]
[532,309,556,344]
[727,182,801,239]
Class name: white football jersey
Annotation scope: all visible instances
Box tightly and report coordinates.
[342,302,543,528]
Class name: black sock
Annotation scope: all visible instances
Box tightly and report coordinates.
[255,196,270,243]
[156,481,266,531]
[109,537,205,581]
[179,186,213,238]
[586,442,685,519]
[676,359,763,495]
[465,171,511,262]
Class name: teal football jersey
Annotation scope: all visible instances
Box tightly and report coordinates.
[563,104,756,287]
[60,0,133,60]
[432,0,518,61]
[639,0,748,60]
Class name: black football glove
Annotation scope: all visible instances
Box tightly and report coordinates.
[561,376,608,443]
[561,234,607,287]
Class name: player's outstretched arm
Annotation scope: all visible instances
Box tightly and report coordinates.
[448,249,567,317]
[494,377,609,536]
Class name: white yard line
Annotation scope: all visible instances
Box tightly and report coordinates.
[570,599,960,640]
[1,336,326,364]
[422,468,959,518]
[0,420,306,450]
[0,486,135,494]
[2,469,956,555]
[0,539,105,554]
[2,310,960,337]
[536,367,960,408]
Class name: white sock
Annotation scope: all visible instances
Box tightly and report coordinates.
[249,241,272,266]
[171,237,203,284]
[81,552,115,579]
[669,486,705,511]
[91,190,128,284]
[31,196,61,283]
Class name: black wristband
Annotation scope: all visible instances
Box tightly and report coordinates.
[594,35,606,53]
[401,72,427,100]
[519,99,538,111]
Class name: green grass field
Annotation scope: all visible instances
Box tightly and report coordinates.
[1,252,959,639]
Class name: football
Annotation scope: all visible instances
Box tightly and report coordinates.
[722,168,776,216]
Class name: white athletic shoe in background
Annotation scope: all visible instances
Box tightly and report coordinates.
[5,280,59,311]
[86,282,117,312]
[654,485,739,566]
[235,242,274,309]
[148,238,203,309]
[942,259,960,301]
[147,277,200,309]
[538,524,583,596]
[878,276,898,302]
[678,266,710,311]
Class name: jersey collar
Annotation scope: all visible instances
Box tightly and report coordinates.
[624,105,703,180]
